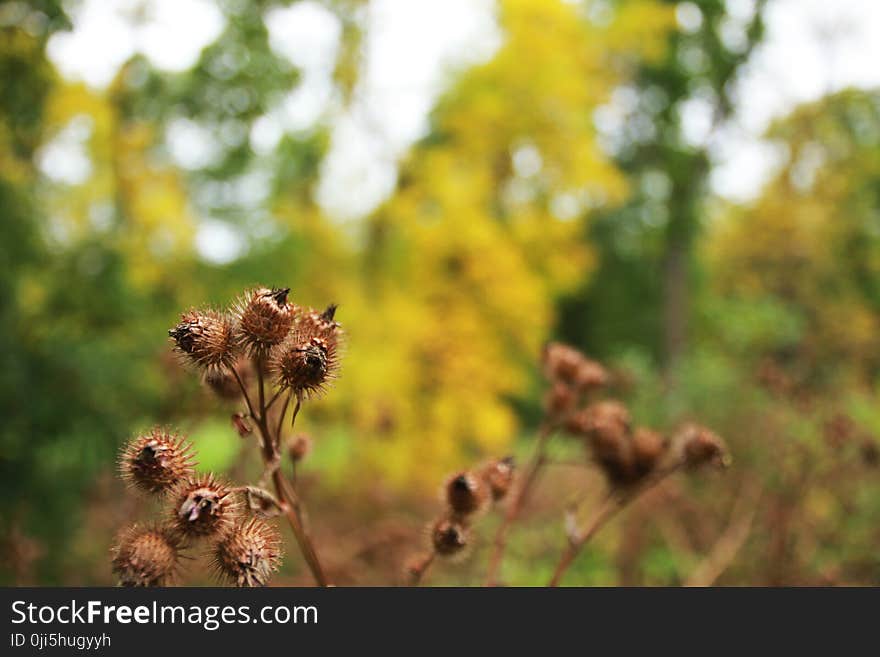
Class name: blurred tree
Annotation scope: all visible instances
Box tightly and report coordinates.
[560,0,767,369]
[706,88,880,390]
[345,0,675,486]
[0,0,348,583]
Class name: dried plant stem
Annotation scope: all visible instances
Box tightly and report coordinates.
[232,363,329,587]
[407,552,435,587]
[485,423,554,586]
[684,480,760,587]
[274,390,293,449]
[548,461,685,586]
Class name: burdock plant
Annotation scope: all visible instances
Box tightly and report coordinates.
[111,286,341,587]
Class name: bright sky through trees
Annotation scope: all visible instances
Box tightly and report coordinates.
[45,0,880,231]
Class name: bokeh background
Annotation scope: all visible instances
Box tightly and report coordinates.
[3,0,880,586]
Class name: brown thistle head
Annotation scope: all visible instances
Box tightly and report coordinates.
[578,400,636,485]
[679,424,730,469]
[111,524,183,587]
[543,342,608,392]
[211,517,282,587]
[271,310,341,398]
[168,309,236,371]
[430,517,469,558]
[169,473,238,539]
[479,457,515,502]
[631,427,668,478]
[444,471,489,517]
[234,287,295,356]
[119,429,195,495]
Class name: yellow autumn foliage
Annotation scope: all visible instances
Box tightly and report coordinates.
[330,0,675,487]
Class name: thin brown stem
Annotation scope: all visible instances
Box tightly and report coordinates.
[485,422,554,586]
[264,388,283,412]
[407,551,435,587]
[230,366,259,423]
[547,461,686,586]
[274,390,293,450]
[243,363,329,587]
[256,356,266,417]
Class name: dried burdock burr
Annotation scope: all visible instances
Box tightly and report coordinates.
[445,471,489,517]
[479,457,515,502]
[211,517,282,587]
[574,400,636,484]
[543,342,585,384]
[169,473,238,539]
[300,304,342,337]
[632,427,668,478]
[680,424,730,469]
[119,429,195,495]
[168,310,236,372]
[430,517,469,558]
[111,524,183,587]
[234,287,295,356]
[542,342,608,392]
[271,312,341,399]
[574,357,609,392]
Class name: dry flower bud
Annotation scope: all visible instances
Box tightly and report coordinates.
[300,304,342,336]
[271,313,341,398]
[575,358,609,392]
[111,525,182,587]
[169,310,236,371]
[479,457,515,501]
[543,342,585,384]
[580,401,635,485]
[632,427,668,477]
[235,287,295,356]
[680,424,730,469]
[431,517,469,557]
[211,517,282,587]
[445,471,488,517]
[119,429,195,495]
[288,434,312,462]
[170,474,237,538]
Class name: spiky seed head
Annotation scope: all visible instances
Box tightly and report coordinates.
[234,287,295,356]
[272,327,340,399]
[479,456,515,502]
[288,434,312,462]
[575,358,609,392]
[431,517,469,557]
[543,342,585,384]
[169,474,238,539]
[680,424,730,469]
[579,400,636,485]
[119,430,195,495]
[444,471,489,517]
[211,517,282,587]
[632,427,668,477]
[300,304,342,336]
[169,310,236,371]
[111,524,182,587]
